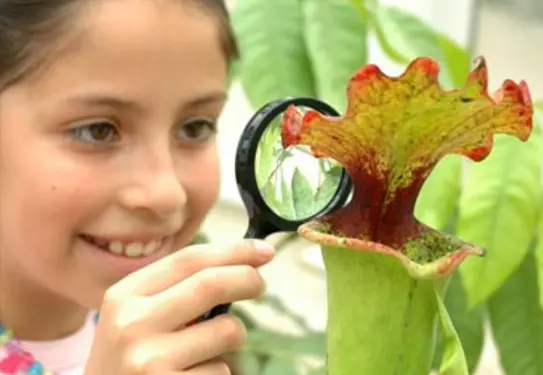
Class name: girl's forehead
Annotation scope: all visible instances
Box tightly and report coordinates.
[14,0,227,105]
[83,0,221,53]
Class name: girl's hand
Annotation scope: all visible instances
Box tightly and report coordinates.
[84,240,274,375]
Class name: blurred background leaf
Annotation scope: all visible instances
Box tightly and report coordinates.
[415,155,463,231]
[367,5,471,88]
[488,250,543,375]
[303,0,369,111]
[456,128,543,307]
[231,0,316,108]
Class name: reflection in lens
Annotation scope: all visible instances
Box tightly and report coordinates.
[254,107,344,221]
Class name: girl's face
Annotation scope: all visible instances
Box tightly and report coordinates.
[0,0,227,309]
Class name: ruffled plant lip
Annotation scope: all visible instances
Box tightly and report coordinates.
[281,56,533,268]
[300,221,484,279]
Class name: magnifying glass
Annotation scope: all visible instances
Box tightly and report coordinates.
[202,97,353,320]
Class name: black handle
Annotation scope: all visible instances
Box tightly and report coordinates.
[200,221,274,321]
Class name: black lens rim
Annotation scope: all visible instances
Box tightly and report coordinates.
[234,97,352,232]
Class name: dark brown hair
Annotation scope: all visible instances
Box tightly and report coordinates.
[0,0,239,88]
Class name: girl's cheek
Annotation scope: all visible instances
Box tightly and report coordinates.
[176,150,221,244]
[6,150,108,240]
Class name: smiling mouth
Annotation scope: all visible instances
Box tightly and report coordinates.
[79,234,167,258]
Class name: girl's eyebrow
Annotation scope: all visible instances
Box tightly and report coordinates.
[61,90,228,113]
[185,91,228,108]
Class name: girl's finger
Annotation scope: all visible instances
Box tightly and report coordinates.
[148,264,265,330]
[173,314,246,369]
[119,239,274,295]
[128,315,245,372]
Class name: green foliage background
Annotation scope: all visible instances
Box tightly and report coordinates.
[221,0,543,374]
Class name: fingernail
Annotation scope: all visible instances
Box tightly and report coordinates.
[252,240,275,255]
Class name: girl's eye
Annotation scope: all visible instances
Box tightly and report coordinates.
[69,121,120,145]
[176,118,216,143]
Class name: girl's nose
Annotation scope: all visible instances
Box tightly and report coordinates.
[118,159,187,219]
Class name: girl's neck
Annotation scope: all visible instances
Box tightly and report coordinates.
[0,267,89,341]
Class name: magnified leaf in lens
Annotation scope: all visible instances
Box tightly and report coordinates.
[256,109,346,221]
[255,116,281,188]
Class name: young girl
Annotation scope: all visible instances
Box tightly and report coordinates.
[0,0,276,374]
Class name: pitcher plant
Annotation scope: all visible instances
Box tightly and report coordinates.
[279,57,533,375]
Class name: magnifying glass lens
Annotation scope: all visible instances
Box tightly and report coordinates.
[254,106,344,221]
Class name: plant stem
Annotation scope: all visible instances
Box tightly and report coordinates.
[322,246,438,375]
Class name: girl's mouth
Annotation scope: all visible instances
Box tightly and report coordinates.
[79,234,166,258]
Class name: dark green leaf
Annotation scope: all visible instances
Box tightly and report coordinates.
[488,250,543,375]
[432,273,484,373]
[303,0,369,111]
[291,168,315,219]
[231,0,316,108]
[434,285,469,375]
[457,130,543,307]
[369,6,470,88]
[415,155,462,231]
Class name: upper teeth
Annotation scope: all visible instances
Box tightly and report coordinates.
[108,240,163,257]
